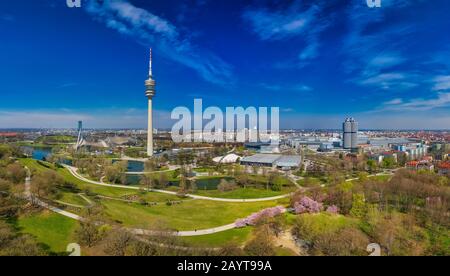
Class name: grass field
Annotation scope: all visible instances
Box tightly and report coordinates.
[180,227,253,247]
[58,192,90,207]
[100,198,285,231]
[17,211,78,254]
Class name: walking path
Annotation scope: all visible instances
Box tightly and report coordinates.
[64,165,292,202]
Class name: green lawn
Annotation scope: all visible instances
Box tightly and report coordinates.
[180,227,253,247]
[100,198,284,231]
[58,192,90,207]
[17,211,78,254]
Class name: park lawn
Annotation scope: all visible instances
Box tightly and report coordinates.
[100,198,285,231]
[58,192,90,207]
[180,227,253,248]
[194,188,286,199]
[19,158,52,173]
[17,211,78,254]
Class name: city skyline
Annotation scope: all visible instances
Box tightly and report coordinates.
[1,0,450,130]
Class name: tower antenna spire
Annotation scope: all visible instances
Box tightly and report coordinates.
[149,48,153,77]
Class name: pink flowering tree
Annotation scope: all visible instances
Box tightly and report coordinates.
[293,196,323,214]
[235,206,286,228]
[326,205,339,214]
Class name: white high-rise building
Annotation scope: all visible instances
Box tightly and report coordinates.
[145,49,156,157]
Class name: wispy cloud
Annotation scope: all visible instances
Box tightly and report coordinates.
[0,108,173,129]
[432,75,450,91]
[358,72,417,90]
[379,93,450,112]
[243,1,329,66]
[342,0,422,90]
[242,5,317,41]
[259,83,312,92]
[85,0,233,86]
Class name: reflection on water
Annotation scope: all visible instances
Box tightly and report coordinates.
[113,160,144,173]
[22,146,71,165]
[22,146,52,161]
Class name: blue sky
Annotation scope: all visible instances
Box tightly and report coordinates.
[1,0,450,129]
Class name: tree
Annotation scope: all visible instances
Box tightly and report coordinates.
[144,159,156,172]
[5,163,26,184]
[158,173,168,189]
[0,234,46,256]
[350,193,367,218]
[104,229,134,256]
[75,206,105,247]
[140,174,154,191]
[179,175,187,195]
[381,157,396,169]
[244,225,275,256]
[312,227,369,256]
[31,170,64,199]
[189,178,197,193]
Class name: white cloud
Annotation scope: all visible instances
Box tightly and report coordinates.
[242,7,314,41]
[380,93,450,111]
[432,75,450,91]
[358,73,417,90]
[0,109,173,129]
[85,0,233,86]
[260,83,312,92]
[383,98,403,105]
[243,1,329,66]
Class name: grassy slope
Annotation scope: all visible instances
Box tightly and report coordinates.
[180,227,253,247]
[100,198,285,231]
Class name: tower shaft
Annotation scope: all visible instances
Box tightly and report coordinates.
[147,98,153,157]
[145,48,156,157]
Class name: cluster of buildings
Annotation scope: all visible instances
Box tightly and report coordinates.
[240,154,302,170]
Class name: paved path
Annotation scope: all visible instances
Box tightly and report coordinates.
[64,165,292,203]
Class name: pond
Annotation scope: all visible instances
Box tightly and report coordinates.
[21,146,72,165]
[113,160,145,173]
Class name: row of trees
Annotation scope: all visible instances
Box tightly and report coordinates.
[0,144,49,256]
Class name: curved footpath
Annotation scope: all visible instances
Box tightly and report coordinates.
[63,165,292,203]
